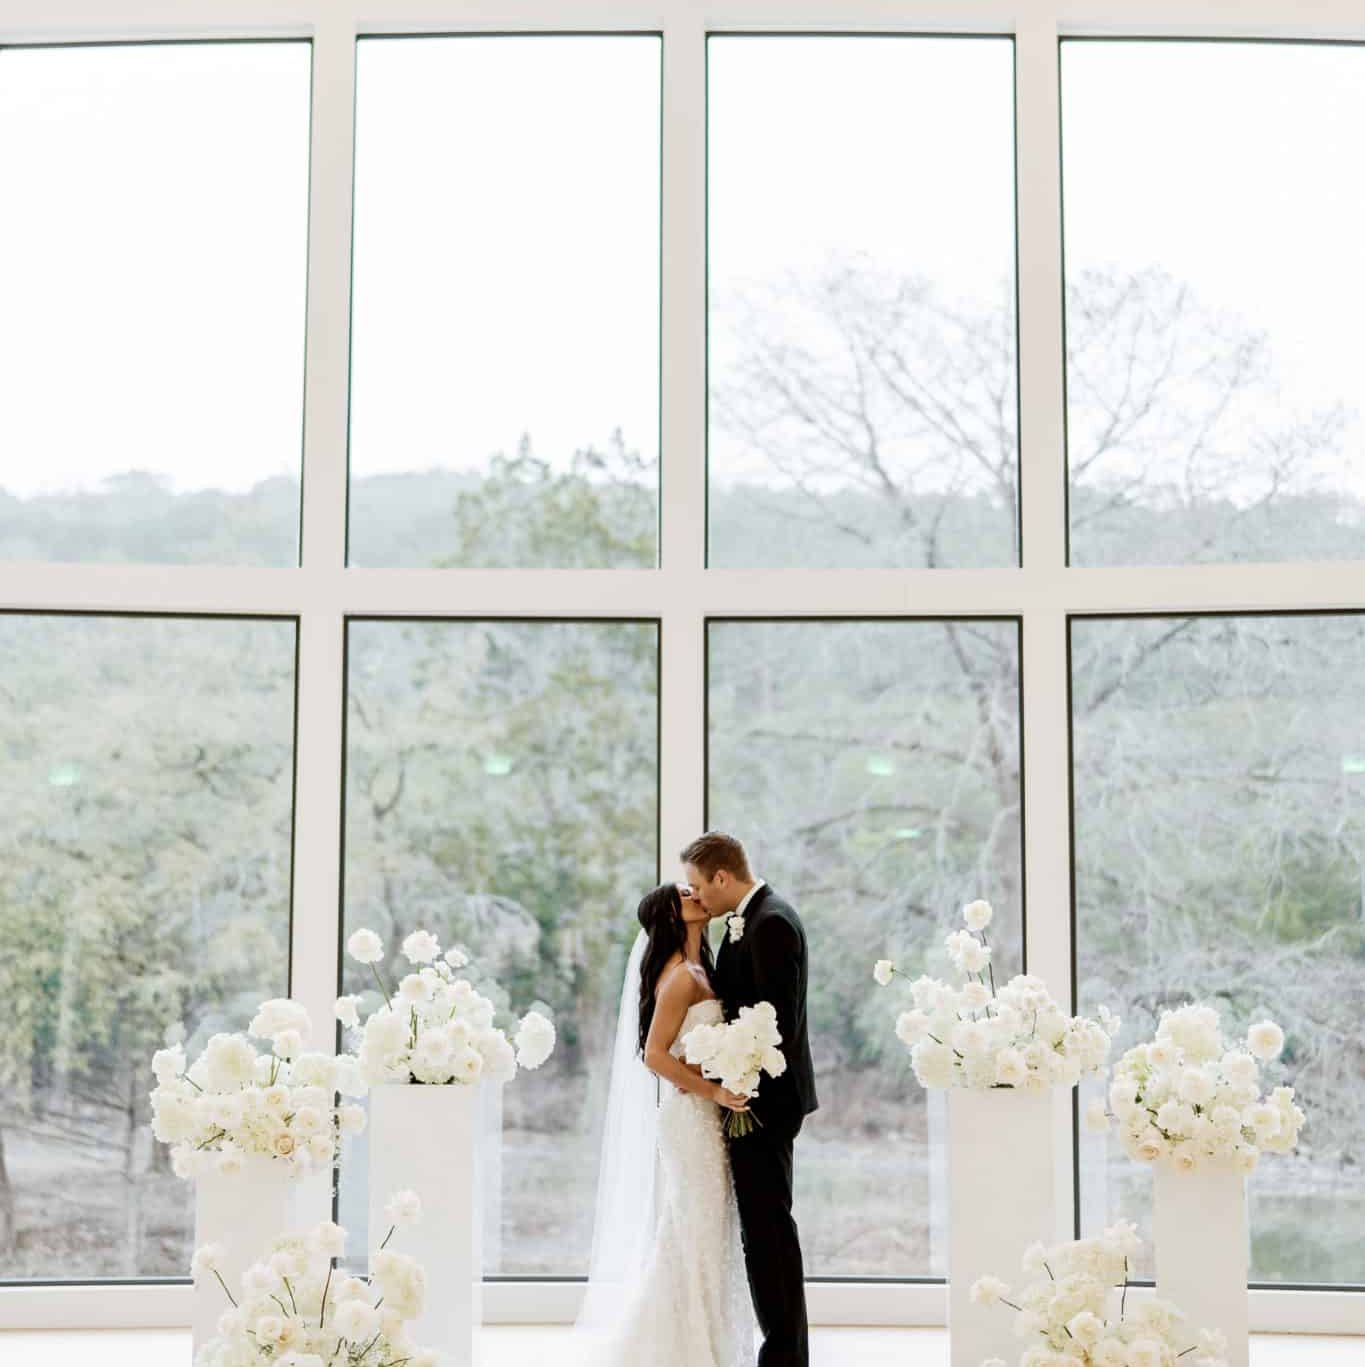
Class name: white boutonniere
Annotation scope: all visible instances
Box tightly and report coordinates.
[728,914,746,944]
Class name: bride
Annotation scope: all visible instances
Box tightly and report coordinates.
[574,882,755,1365]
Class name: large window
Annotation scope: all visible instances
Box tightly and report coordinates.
[1062,40,1365,567]
[1073,613,1365,1287]
[0,613,297,1280]
[708,35,1018,568]
[348,36,662,568]
[708,618,1022,1276]
[338,619,659,1272]
[0,42,311,565]
[2,1,1364,1328]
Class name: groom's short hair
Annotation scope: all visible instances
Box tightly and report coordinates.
[681,831,751,881]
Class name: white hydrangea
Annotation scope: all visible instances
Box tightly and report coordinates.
[193,1216,433,1367]
[149,1002,366,1177]
[973,1226,1228,1367]
[346,929,556,1088]
[876,902,1116,1093]
[1104,1004,1304,1169]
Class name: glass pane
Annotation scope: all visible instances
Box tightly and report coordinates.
[349,37,661,568]
[708,37,1018,568]
[339,620,658,1272]
[0,615,296,1280]
[1073,614,1365,1286]
[1062,41,1365,567]
[0,43,310,565]
[708,618,1022,1276]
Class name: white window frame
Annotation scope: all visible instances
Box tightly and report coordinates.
[1,0,1363,1335]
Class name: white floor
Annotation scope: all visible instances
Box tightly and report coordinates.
[2,1327,1362,1365]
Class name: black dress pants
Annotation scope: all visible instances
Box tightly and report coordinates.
[727,1120,809,1367]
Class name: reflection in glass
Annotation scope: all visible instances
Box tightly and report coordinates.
[349,37,661,568]
[0,43,311,565]
[0,614,296,1279]
[1073,613,1365,1284]
[708,618,1022,1276]
[339,620,658,1272]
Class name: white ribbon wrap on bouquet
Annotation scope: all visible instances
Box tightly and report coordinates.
[1153,1161,1249,1367]
[369,1082,483,1367]
[193,1155,307,1355]
[948,1087,1068,1367]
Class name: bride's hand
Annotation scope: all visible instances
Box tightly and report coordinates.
[712,1085,750,1112]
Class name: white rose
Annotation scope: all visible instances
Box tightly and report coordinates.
[895,1010,930,1048]
[402,929,441,964]
[151,1045,187,1085]
[1067,1310,1103,1347]
[963,899,994,931]
[347,929,384,965]
[397,973,433,1007]
[453,1046,485,1084]
[273,1029,303,1062]
[309,1221,347,1259]
[444,944,470,969]
[333,1298,380,1341]
[994,1048,1027,1088]
[959,939,991,975]
[961,981,992,1012]
[385,1189,423,1227]
[873,959,895,988]
[1173,1148,1199,1174]
[515,1012,557,1070]
[970,1275,1009,1306]
[190,1243,226,1281]
[911,1040,956,1090]
[1134,1132,1166,1163]
[1084,1099,1111,1133]
[335,995,362,1030]
[1247,1021,1285,1061]
[1129,1337,1164,1367]
[248,998,312,1044]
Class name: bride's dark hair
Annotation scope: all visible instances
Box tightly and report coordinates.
[636,884,714,1055]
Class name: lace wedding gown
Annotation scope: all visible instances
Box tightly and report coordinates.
[593,998,753,1367]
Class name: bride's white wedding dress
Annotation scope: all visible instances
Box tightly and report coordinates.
[584,996,753,1367]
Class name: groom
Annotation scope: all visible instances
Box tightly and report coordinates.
[681,832,818,1367]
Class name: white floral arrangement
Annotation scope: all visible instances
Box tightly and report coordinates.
[682,1001,787,1138]
[192,1193,433,1367]
[969,1221,1230,1367]
[875,900,1117,1091]
[341,928,556,1087]
[151,1000,367,1180]
[1098,1003,1305,1173]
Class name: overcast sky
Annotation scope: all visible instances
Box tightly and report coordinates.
[0,35,1361,498]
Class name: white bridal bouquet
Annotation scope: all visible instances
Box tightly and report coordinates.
[1100,1003,1305,1173]
[683,1001,787,1138]
[969,1221,1231,1367]
[192,1194,434,1367]
[875,900,1117,1091]
[151,1000,367,1179]
[341,927,556,1086]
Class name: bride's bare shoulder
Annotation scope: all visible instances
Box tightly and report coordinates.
[656,956,705,1004]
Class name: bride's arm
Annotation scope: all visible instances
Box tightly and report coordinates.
[643,969,749,1111]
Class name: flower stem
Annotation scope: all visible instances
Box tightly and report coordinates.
[319,1260,334,1327]
[212,1269,238,1308]
[379,1222,397,1251]
[370,963,393,1010]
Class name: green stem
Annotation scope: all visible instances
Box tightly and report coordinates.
[370,964,393,1010]
[319,1261,334,1328]
[212,1269,238,1308]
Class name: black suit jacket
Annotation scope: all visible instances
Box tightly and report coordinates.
[713,885,818,1134]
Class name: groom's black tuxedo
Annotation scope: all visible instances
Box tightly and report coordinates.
[713,884,817,1367]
